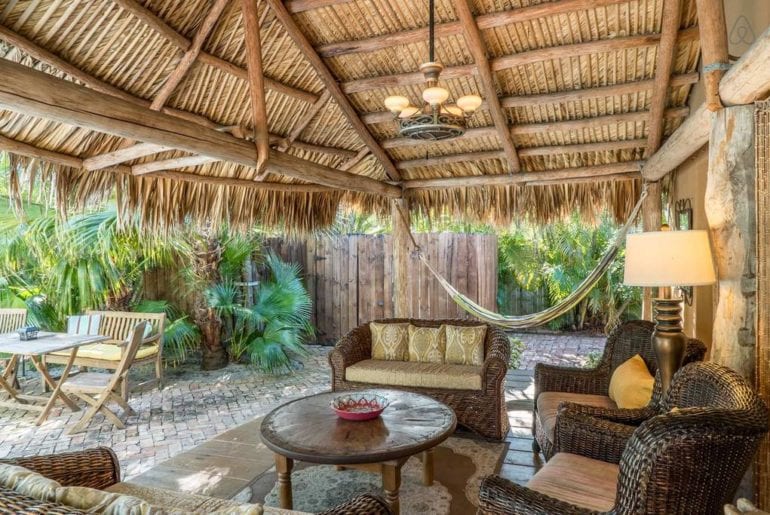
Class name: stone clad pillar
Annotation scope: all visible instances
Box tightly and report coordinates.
[705,105,757,380]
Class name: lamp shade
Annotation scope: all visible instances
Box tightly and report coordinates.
[623,230,717,287]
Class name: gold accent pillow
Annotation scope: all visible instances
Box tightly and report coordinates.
[408,325,445,363]
[444,324,486,365]
[608,354,654,409]
[370,322,409,361]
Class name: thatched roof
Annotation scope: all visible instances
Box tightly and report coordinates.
[0,0,701,231]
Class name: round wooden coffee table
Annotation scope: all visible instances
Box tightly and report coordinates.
[260,389,456,515]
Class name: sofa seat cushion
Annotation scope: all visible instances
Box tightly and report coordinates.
[51,342,159,361]
[526,452,618,511]
[346,359,483,390]
[537,392,616,444]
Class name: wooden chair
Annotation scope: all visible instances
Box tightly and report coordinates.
[0,308,26,387]
[45,310,166,398]
[61,322,146,434]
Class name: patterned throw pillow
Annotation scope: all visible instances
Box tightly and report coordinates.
[370,322,409,361]
[444,324,487,365]
[407,325,445,363]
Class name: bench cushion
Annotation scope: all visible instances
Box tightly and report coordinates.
[51,343,158,361]
[346,359,483,390]
[526,452,618,511]
[537,392,616,444]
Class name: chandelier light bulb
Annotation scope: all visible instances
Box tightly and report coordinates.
[422,87,450,106]
[398,106,421,118]
[457,95,483,114]
[384,95,410,114]
[442,105,464,117]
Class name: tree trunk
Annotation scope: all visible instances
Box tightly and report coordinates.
[193,233,228,370]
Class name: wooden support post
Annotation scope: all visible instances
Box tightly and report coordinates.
[241,0,270,174]
[641,181,662,321]
[694,0,729,111]
[391,199,411,318]
[706,105,756,380]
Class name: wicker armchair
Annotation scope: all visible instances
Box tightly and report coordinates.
[479,362,769,515]
[533,319,707,458]
[0,448,392,514]
[330,318,510,440]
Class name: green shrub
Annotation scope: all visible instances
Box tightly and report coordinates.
[508,336,525,370]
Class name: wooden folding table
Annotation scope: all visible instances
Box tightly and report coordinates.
[0,332,109,425]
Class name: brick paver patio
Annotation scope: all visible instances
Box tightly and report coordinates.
[0,332,605,486]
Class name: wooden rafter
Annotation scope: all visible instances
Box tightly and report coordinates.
[132,155,221,175]
[279,91,331,151]
[339,148,370,172]
[83,143,170,171]
[111,0,317,104]
[453,0,520,173]
[694,0,729,111]
[285,0,353,13]
[151,0,232,111]
[0,58,400,197]
[342,28,699,94]
[396,140,646,170]
[645,0,682,157]
[241,0,270,174]
[317,0,629,57]
[264,0,401,181]
[526,173,637,187]
[361,73,699,125]
[402,162,643,190]
[382,108,689,149]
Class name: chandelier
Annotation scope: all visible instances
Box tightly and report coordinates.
[383,0,482,141]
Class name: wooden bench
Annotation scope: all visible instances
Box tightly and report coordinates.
[45,311,165,399]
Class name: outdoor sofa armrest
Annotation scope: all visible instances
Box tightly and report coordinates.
[482,327,510,389]
[561,403,657,425]
[552,405,637,464]
[328,324,372,389]
[0,447,121,490]
[479,475,597,515]
[318,493,392,515]
[534,362,609,400]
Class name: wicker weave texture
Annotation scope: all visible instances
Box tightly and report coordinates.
[330,318,510,440]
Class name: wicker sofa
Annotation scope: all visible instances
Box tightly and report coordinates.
[480,362,770,514]
[330,318,510,440]
[0,447,391,514]
[533,319,707,459]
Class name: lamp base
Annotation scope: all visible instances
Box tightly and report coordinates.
[652,297,688,396]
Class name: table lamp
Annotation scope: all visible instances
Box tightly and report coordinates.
[623,229,716,394]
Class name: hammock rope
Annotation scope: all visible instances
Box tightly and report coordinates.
[399,185,649,329]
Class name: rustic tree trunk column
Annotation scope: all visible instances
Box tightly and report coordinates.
[705,105,756,380]
[391,199,411,318]
[641,181,662,321]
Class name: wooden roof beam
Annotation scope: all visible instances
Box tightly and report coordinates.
[132,155,221,175]
[694,0,729,110]
[317,0,630,57]
[382,108,689,149]
[83,143,171,171]
[526,172,638,187]
[402,162,643,190]
[111,0,318,104]
[265,0,401,181]
[396,140,646,170]
[0,58,400,198]
[643,25,770,180]
[285,0,354,13]
[342,28,699,94]
[279,91,331,151]
[453,0,520,173]
[241,0,270,174]
[361,73,699,124]
[645,0,682,157]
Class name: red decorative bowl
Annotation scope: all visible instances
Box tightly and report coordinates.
[331,393,390,421]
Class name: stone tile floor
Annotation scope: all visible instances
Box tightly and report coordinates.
[0,332,605,487]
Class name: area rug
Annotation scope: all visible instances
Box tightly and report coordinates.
[258,436,507,515]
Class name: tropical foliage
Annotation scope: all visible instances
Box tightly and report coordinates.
[131,299,201,367]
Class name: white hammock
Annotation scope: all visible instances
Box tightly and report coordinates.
[408,186,648,329]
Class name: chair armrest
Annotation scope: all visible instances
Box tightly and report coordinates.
[142,333,161,346]
[553,406,637,464]
[482,329,510,389]
[318,493,392,514]
[328,325,372,389]
[534,362,609,400]
[0,447,121,489]
[479,475,596,515]
[561,403,657,425]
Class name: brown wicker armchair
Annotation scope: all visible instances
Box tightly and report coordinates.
[479,362,769,515]
[0,448,392,514]
[533,319,707,458]
[330,318,510,440]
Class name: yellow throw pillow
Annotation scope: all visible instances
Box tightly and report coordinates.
[370,322,409,361]
[444,324,486,366]
[408,325,445,363]
[608,354,655,409]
